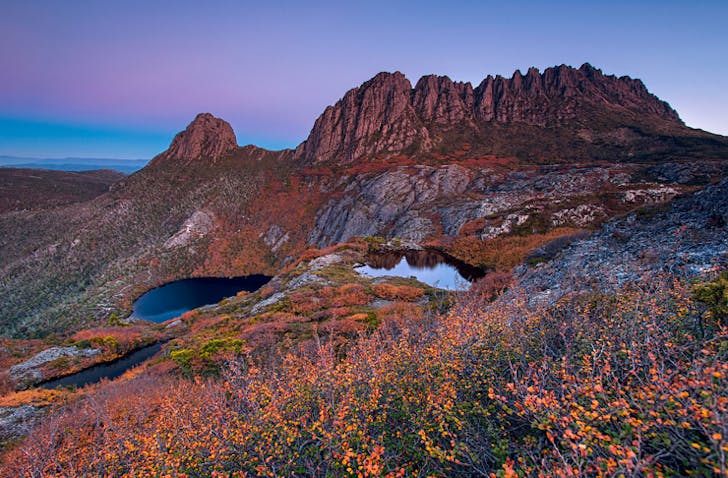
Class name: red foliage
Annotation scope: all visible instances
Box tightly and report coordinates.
[371,283,424,302]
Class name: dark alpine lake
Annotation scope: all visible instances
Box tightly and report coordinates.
[130,275,271,323]
[356,250,484,290]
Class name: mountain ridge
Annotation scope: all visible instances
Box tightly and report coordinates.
[155,64,724,168]
[294,63,697,164]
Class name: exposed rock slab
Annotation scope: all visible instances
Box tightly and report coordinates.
[9,346,101,387]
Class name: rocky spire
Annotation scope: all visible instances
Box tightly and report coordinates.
[163,113,238,162]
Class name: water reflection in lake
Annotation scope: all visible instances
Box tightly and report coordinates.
[356,250,483,290]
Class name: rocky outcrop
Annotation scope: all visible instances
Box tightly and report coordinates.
[412,75,475,126]
[505,178,728,308]
[472,64,680,126]
[305,161,708,248]
[157,113,238,163]
[0,405,39,443]
[259,224,290,253]
[9,346,101,388]
[164,210,216,249]
[307,164,473,246]
[297,64,687,164]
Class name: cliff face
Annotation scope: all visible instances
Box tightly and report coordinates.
[471,64,680,125]
[296,72,432,164]
[297,64,686,164]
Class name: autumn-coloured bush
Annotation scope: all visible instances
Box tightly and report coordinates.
[70,326,146,355]
[331,283,370,308]
[441,227,583,272]
[376,301,424,326]
[5,270,728,477]
[371,283,424,302]
[458,217,487,236]
[170,337,245,377]
[465,271,513,303]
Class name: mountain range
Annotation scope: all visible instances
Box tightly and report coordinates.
[2,63,728,475]
[1,63,727,338]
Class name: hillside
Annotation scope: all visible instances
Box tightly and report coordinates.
[0,168,124,213]
[2,178,727,477]
[1,64,728,340]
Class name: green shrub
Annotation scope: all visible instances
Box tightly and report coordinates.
[169,349,196,375]
[693,270,728,323]
[199,338,244,358]
[107,312,124,326]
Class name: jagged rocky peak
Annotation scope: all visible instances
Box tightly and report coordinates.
[164,113,238,161]
[297,64,684,164]
[473,63,682,125]
[297,72,432,164]
[412,75,475,125]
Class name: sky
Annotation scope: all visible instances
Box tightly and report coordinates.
[1,0,727,159]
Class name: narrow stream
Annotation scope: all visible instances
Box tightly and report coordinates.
[39,342,164,389]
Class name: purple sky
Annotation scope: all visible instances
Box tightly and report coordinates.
[2,0,727,159]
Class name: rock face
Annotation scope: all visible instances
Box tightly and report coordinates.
[297,72,432,164]
[0,405,39,443]
[159,113,238,163]
[297,64,686,164]
[308,164,472,246]
[504,178,728,308]
[164,210,216,249]
[471,64,679,125]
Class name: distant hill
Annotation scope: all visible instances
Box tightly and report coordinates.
[0,167,125,213]
[0,156,148,174]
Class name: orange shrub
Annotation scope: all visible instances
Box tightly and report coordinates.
[71,326,145,353]
[346,313,371,322]
[320,318,365,335]
[458,218,487,236]
[442,227,583,271]
[331,283,369,307]
[257,285,275,297]
[288,293,322,316]
[376,301,423,324]
[6,270,727,478]
[466,271,513,303]
[371,283,424,301]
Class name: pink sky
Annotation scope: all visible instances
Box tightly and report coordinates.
[2,0,727,158]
